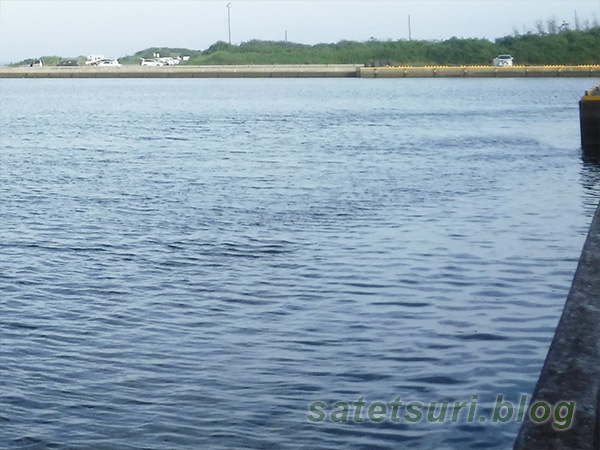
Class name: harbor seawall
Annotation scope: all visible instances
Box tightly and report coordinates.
[0,65,360,79]
[1,64,599,78]
[360,65,600,78]
[513,200,600,450]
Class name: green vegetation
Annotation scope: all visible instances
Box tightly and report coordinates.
[10,56,86,67]
[118,47,203,65]
[179,38,498,66]
[122,26,600,66]
[496,29,600,65]
[10,24,600,67]
[16,56,63,67]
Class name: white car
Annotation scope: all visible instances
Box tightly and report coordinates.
[493,54,514,67]
[158,57,181,66]
[96,58,121,67]
[141,58,165,67]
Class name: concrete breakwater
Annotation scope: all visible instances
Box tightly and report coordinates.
[0,64,361,79]
[360,65,600,78]
[1,64,599,78]
[513,201,600,450]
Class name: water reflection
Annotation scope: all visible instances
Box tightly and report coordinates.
[580,154,600,213]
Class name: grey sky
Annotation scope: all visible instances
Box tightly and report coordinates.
[0,0,599,62]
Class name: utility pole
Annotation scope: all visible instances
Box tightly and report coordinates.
[227,3,232,44]
[408,15,412,41]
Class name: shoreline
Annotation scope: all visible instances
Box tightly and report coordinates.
[1,64,599,78]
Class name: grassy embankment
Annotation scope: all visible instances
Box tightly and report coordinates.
[13,26,600,67]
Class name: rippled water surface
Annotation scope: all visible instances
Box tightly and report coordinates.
[1,78,599,450]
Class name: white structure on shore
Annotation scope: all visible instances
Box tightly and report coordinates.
[85,55,121,67]
[85,55,105,65]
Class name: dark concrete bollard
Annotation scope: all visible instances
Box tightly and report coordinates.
[580,84,600,157]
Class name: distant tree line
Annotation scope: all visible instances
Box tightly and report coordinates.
[13,22,600,67]
[514,13,599,36]
[125,26,600,66]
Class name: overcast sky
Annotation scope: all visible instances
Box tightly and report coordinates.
[0,0,599,62]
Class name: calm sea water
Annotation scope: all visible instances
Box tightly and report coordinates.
[1,78,599,450]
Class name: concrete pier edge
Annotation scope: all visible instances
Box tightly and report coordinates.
[360,65,600,78]
[513,201,600,450]
[1,64,600,78]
